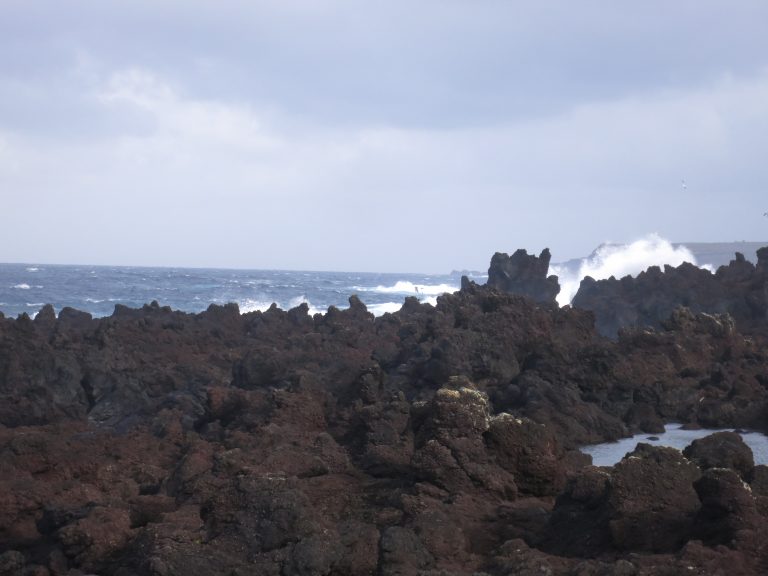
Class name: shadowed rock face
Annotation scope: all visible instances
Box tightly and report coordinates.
[3,278,768,574]
[683,431,755,479]
[544,444,702,557]
[483,246,768,339]
[572,248,768,338]
[487,248,561,304]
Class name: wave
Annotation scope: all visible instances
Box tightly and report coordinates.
[354,281,458,296]
[286,295,325,316]
[550,234,699,306]
[239,295,325,316]
[25,267,39,272]
[84,297,105,303]
[26,302,45,307]
[239,299,275,314]
[367,302,404,316]
[239,294,439,318]
[13,283,31,290]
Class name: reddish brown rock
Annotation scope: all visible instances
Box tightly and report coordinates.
[487,248,561,304]
[683,431,755,478]
[1,273,768,574]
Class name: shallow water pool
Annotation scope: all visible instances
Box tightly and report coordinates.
[580,423,768,466]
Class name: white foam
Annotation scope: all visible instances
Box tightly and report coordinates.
[13,283,31,290]
[367,302,404,316]
[550,234,698,306]
[25,267,39,272]
[355,281,458,296]
[239,296,325,316]
[239,299,275,314]
[84,297,104,303]
[26,302,45,307]
[286,295,325,315]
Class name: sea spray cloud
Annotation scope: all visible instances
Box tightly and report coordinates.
[550,234,698,306]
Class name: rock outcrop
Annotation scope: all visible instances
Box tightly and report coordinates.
[2,275,768,573]
[486,248,560,304]
[572,248,768,337]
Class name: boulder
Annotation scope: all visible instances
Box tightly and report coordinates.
[683,431,755,479]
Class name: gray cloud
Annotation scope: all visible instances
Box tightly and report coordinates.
[1,1,767,272]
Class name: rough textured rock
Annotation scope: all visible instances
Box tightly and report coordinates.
[545,444,702,556]
[683,431,755,478]
[693,467,760,547]
[2,274,768,573]
[487,249,560,304]
[572,249,768,338]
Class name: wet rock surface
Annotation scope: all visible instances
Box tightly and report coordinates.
[2,274,768,574]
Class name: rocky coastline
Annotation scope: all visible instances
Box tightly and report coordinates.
[2,249,768,575]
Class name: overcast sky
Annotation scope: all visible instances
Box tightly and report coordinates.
[1,1,767,272]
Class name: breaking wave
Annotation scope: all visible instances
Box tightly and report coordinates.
[239,295,325,316]
[354,281,458,296]
[367,302,405,316]
[550,234,698,306]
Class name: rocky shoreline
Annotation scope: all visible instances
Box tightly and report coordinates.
[2,250,768,575]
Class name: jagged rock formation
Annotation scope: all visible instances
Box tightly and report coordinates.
[572,248,768,337]
[486,248,560,304]
[2,281,768,574]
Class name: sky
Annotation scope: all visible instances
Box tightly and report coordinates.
[1,1,767,273]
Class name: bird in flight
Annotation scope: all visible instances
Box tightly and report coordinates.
[681,179,688,190]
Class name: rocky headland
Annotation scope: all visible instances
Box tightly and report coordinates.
[490,246,768,338]
[2,249,768,575]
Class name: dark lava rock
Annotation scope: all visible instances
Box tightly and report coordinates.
[683,431,755,479]
[607,444,701,552]
[0,551,25,576]
[572,249,768,338]
[545,444,702,556]
[487,248,560,303]
[2,261,768,574]
[693,467,760,547]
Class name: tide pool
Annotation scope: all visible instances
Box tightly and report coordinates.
[581,423,768,466]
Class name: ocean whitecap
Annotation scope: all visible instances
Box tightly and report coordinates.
[354,280,458,296]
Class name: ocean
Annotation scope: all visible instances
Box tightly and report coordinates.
[0,263,482,319]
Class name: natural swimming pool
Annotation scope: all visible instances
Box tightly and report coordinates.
[580,423,768,466]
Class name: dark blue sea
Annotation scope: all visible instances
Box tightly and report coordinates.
[0,264,484,319]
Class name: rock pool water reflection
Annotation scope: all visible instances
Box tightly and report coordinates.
[581,423,768,466]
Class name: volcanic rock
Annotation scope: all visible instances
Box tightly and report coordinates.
[572,250,768,338]
[487,248,560,304]
[693,467,760,547]
[683,431,755,478]
[545,444,702,556]
[2,266,768,573]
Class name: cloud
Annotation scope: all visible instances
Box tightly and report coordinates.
[1,63,768,271]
